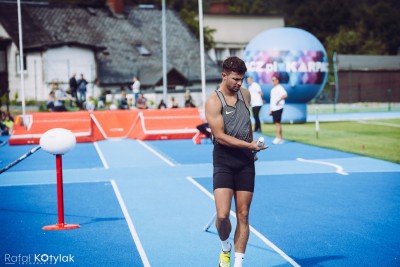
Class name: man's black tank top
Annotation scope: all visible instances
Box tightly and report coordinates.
[215,89,251,143]
[213,89,253,166]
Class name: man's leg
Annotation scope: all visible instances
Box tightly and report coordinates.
[233,190,253,267]
[214,188,234,243]
[215,188,234,266]
[233,190,253,253]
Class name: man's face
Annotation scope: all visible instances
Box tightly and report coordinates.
[223,71,245,92]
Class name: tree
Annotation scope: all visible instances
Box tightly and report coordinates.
[179,8,216,50]
[30,0,400,55]
[325,24,387,55]
[352,0,400,54]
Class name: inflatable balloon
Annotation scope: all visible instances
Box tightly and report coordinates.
[244,27,328,122]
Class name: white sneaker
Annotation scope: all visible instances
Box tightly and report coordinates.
[272,138,280,144]
[272,138,283,144]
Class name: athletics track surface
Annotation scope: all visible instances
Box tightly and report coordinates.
[0,117,399,266]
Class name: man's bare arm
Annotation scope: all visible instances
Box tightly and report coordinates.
[205,92,266,151]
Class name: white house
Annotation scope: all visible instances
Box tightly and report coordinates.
[203,3,285,65]
[0,0,221,108]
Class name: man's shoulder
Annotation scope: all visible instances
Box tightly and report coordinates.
[206,91,221,109]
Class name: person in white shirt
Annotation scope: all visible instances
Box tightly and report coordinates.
[131,76,141,106]
[269,74,288,144]
[246,76,264,133]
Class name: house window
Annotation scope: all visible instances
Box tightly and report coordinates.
[215,48,224,65]
[16,53,27,73]
[0,50,5,72]
[136,44,151,56]
[229,48,241,57]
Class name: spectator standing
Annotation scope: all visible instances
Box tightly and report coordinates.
[269,74,288,144]
[132,76,140,106]
[68,73,78,108]
[77,74,88,108]
[247,76,264,133]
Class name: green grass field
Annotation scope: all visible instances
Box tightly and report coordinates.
[261,119,400,164]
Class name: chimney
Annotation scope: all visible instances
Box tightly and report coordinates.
[107,0,124,14]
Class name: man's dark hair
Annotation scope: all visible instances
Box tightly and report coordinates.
[222,56,247,74]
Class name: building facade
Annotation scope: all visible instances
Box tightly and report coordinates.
[0,0,221,108]
[336,55,400,103]
[203,3,285,65]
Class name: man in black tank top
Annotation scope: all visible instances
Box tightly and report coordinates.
[205,57,267,267]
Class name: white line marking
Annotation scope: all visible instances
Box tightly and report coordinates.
[186,176,301,267]
[33,119,91,123]
[93,142,109,169]
[357,120,400,128]
[144,115,201,119]
[0,180,111,187]
[90,113,108,139]
[137,140,175,166]
[187,176,214,199]
[297,158,348,175]
[9,131,91,139]
[111,180,150,267]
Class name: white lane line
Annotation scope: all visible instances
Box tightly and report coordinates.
[0,180,111,187]
[111,180,150,267]
[93,142,109,169]
[357,120,400,128]
[186,176,301,267]
[297,158,348,175]
[137,140,175,166]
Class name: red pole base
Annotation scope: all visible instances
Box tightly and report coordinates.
[42,223,80,231]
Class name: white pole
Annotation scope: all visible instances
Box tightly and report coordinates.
[315,106,319,139]
[17,0,26,118]
[198,0,206,109]
[333,51,339,113]
[162,0,167,102]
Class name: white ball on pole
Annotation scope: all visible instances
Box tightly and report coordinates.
[40,128,76,155]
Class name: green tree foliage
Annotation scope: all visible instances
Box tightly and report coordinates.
[33,0,399,55]
[326,24,387,55]
[179,8,216,50]
[351,0,400,54]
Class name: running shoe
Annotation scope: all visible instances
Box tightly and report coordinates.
[272,138,281,144]
[219,250,231,267]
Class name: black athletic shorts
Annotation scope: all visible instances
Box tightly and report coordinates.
[271,108,283,123]
[213,144,255,192]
